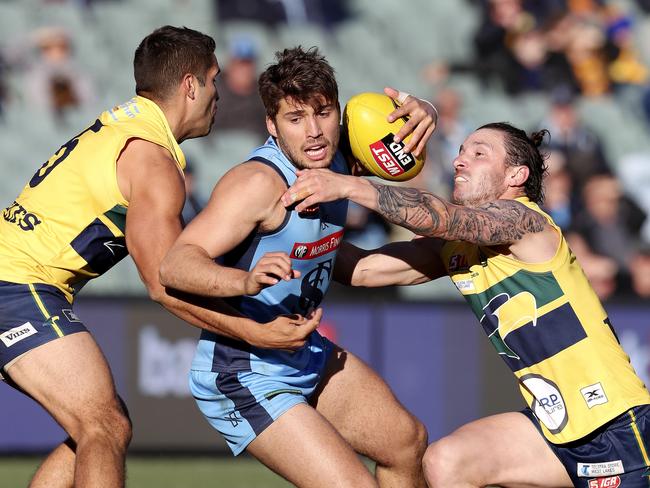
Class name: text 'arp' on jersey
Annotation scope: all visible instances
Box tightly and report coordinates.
[291,230,344,260]
[369,133,416,177]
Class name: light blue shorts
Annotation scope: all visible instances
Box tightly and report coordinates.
[189,339,334,455]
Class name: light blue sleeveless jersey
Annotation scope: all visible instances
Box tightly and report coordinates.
[192,137,349,376]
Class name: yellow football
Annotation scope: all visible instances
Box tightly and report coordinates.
[343,92,425,181]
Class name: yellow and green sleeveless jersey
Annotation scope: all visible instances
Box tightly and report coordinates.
[0,96,185,302]
[441,197,650,444]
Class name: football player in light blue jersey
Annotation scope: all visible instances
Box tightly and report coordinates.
[160,47,437,487]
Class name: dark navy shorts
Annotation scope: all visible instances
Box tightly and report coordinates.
[523,404,650,487]
[0,281,87,372]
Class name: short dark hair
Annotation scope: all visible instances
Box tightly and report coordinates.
[478,122,549,204]
[134,26,216,101]
[258,46,339,119]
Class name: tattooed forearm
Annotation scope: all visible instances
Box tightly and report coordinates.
[370,182,547,244]
[371,182,451,235]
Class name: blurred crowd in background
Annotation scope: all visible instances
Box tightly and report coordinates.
[0,0,649,301]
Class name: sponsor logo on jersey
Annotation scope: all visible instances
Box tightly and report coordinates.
[448,254,469,272]
[291,230,344,260]
[588,476,621,487]
[2,201,42,231]
[578,461,624,478]
[369,134,415,177]
[581,382,608,408]
[0,322,37,347]
[294,245,308,258]
[521,374,568,434]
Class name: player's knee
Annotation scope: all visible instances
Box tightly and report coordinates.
[422,437,462,486]
[381,413,428,467]
[77,407,132,452]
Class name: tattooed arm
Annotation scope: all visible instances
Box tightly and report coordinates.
[369,182,547,245]
[282,170,558,260]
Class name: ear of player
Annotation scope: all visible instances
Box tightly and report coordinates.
[344,92,426,181]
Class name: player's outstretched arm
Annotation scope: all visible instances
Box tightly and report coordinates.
[364,184,549,246]
[283,173,549,247]
[334,239,447,287]
[120,143,316,349]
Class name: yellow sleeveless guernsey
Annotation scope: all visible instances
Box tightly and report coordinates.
[441,197,650,444]
[0,96,185,302]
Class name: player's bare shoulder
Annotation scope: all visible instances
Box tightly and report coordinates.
[476,200,559,262]
[117,138,183,203]
[217,160,287,199]
[476,200,548,238]
[212,160,289,231]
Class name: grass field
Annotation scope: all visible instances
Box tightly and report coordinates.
[0,456,295,487]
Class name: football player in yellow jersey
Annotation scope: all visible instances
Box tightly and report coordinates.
[283,122,650,487]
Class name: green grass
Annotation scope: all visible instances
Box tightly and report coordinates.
[0,456,294,488]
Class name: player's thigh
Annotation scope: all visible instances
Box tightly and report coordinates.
[0,282,124,433]
[191,369,375,487]
[7,331,125,435]
[310,344,425,462]
[426,412,572,488]
[247,403,376,488]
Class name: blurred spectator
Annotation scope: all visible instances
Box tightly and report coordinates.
[22,27,96,119]
[562,16,611,96]
[602,7,648,91]
[541,86,611,195]
[568,173,647,297]
[637,0,650,14]
[182,161,207,224]
[540,150,574,230]
[210,37,267,142]
[436,0,576,95]
[629,247,650,298]
[567,232,619,301]
[617,152,650,243]
[471,0,532,93]
[420,87,470,198]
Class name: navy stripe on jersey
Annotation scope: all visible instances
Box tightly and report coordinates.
[70,218,128,274]
[486,302,588,370]
[209,334,252,372]
[223,230,262,272]
[216,372,274,436]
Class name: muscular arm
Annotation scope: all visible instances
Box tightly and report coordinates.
[284,171,547,246]
[159,162,290,297]
[119,142,314,349]
[367,183,547,245]
[334,238,447,287]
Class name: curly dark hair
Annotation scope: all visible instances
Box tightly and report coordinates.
[258,46,339,119]
[478,122,549,204]
[134,25,216,101]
